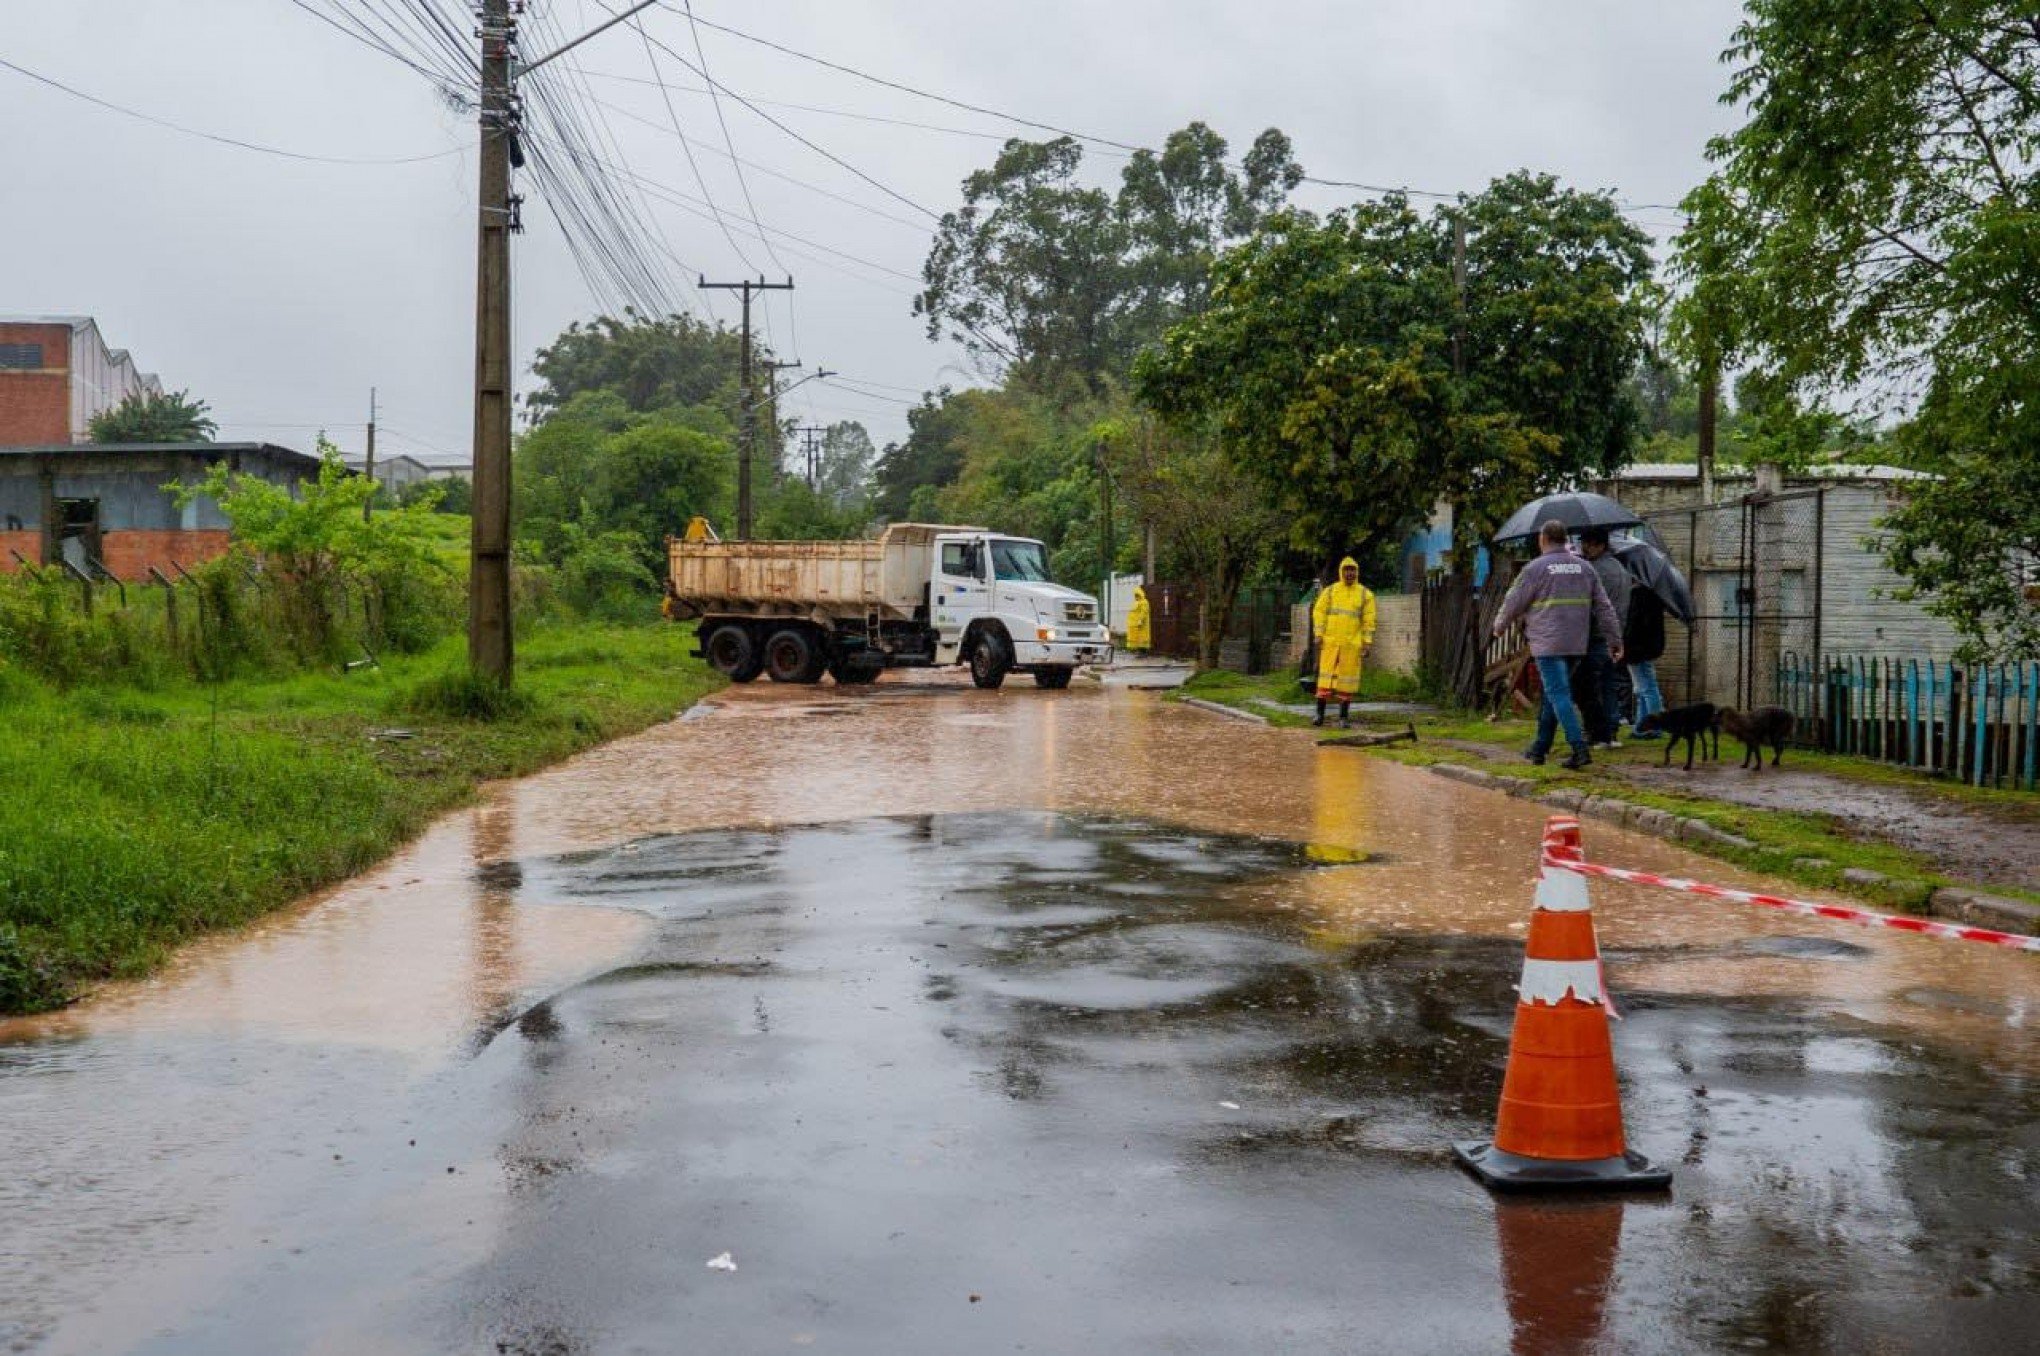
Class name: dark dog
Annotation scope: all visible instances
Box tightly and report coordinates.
[1634,702,1718,770]
[1718,706,1794,770]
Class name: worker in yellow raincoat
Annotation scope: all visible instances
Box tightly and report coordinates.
[1309,557,1376,728]
[1125,585,1152,653]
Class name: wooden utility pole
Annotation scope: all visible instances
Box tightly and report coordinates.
[362,386,377,523]
[699,275,794,538]
[797,424,827,489]
[469,0,516,686]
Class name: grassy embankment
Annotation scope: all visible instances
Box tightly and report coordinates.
[0,621,722,1014]
[1178,666,2040,913]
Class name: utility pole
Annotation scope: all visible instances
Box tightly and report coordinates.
[362,386,377,523]
[699,275,794,537]
[469,0,517,686]
[761,358,802,487]
[796,425,828,489]
[1697,362,1719,503]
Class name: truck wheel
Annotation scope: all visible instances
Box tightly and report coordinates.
[705,624,763,682]
[969,629,1012,690]
[1033,665,1075,690]
[829,656,882,686]
[764,627,825,684]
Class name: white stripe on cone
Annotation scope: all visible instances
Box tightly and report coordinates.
[1517,958,1604,1005]
[1533,868,1591,913]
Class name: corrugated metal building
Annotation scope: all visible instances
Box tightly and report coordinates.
[0,442,317,580]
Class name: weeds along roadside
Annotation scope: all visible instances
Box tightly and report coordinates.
[0,619,722,1015]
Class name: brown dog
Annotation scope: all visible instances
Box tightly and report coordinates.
[1717,706,1794,770]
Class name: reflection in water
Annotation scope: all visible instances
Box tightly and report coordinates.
[1495,1199,1625,1356]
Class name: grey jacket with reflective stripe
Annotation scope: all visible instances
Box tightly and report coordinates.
[1495,550,1621,658]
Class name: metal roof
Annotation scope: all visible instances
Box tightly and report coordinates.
[0,441,320,473]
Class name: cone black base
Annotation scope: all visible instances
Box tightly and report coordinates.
[1452,1141,1672,1193]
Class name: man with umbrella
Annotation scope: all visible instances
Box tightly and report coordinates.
[1607,533,1694,739]
[1492,520,1624,770]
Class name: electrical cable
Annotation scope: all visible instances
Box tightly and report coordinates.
[0,53,465,164]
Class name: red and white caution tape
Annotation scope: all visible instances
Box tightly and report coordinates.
[1543,854,2040,953]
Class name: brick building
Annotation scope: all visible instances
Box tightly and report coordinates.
[0,316,164,445]
[0,442,318,580]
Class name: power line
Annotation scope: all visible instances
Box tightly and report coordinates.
[667,9,1692,221]
[623,19,941,222]
[677,0,801,359]
[0,53,465,164]
[626,6,759,274]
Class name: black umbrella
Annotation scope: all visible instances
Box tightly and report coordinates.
[1491,491,1645,548]
[1610,534,1695,624]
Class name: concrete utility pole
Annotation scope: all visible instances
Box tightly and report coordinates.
[699,275,794,537]
[363,386,377,523]
[760,358,802,486]
[469,0,517,686]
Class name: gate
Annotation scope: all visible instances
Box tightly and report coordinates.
[1643,489,1824,723]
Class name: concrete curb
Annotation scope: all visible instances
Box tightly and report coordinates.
[1179,696,1270,725]
[1417,759,2037,936]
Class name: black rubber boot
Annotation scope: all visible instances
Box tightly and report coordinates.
[1312,700,1327,727]
[1338,701,1351,729]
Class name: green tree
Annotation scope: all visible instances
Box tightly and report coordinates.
[1100,414,1283,664]
[1672,0,2040,656]
[872,392,970,521]
[525,310,748,421]
[917,123,1302,391]
[1135,176,1653,566]
[88,389,216,443]
[513,391,732,571]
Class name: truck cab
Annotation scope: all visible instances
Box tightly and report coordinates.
[930,533,1112,689]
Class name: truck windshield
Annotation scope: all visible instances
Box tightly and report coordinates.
[990,540,1051,582]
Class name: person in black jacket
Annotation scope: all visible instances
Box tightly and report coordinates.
[1623,574,1668,740]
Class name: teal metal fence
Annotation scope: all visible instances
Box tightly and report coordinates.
[1775,654,2040,790]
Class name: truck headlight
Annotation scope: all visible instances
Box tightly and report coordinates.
[1036,626,1057,642]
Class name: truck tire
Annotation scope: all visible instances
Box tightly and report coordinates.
[705,624,763,682]
[829,656,882,686]
[969,629,1012,690]
[764,627,826,684]
[1033,665,1075,690]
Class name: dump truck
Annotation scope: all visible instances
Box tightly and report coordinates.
[665,522,1113,689]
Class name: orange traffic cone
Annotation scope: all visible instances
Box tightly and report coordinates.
[1454,816,1670,1191]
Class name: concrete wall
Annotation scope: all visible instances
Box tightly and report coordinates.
[1369,593,1423,676]
[1289,592,1423,676]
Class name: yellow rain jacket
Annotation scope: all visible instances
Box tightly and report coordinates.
[1126,586,1152,652]
[1311,560,1376,699]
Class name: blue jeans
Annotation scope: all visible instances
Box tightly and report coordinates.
[1530,655,1588,757]
[1629,661,1664,725]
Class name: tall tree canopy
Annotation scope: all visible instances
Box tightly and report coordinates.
[88,389,216,443]
[1135,174,1653,566]
[1673,0,2040,656]
[525,310,748,421]
[916,122,1302,391]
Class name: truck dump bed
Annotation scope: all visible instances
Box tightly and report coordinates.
[666,523,981,621]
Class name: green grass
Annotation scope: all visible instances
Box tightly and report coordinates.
[1177,664,2040,913]
[0,621,723,1014]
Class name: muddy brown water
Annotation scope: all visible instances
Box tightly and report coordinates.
[1,672,2034,1354]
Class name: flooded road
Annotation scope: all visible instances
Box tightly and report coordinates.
[2,674,2035,1354]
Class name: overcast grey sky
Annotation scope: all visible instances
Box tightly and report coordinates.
[2,1,1746,464]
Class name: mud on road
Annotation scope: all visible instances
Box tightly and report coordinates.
[2,674,2034,1354]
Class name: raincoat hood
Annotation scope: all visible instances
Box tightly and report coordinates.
[1338,557,1360,579]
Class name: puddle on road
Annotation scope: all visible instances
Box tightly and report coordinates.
[3,681,2036,1353]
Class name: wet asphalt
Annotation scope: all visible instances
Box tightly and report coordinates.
[2,677,2036,1354]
